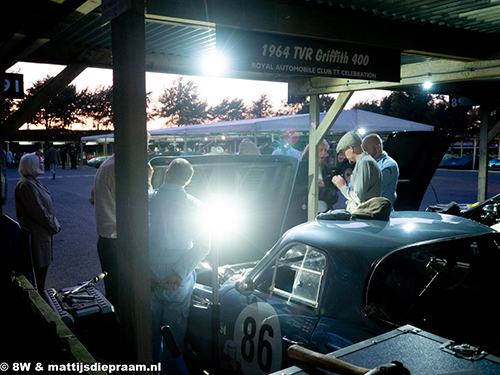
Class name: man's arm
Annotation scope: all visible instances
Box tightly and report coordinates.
[172,200,211,281]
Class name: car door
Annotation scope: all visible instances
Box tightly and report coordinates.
[218,242,328,375]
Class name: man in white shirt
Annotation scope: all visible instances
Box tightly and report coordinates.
[89,134,153,309]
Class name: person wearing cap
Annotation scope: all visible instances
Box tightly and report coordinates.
[149,158,210,374]
[332,131,382,212]
[362,133,399,206]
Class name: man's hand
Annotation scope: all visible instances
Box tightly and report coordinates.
[160,273,183,291]
[147,162,154,185]
[332,175,346,189]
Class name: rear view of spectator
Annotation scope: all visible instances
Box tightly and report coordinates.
[44,143,61,180]
[15,152,61,291]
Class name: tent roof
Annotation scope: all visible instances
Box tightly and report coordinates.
[82,109,433,142]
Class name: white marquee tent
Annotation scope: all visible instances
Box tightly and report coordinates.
[81,109,434,147]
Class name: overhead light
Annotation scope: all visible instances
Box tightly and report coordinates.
[19,142,34,145]
[423,81,433,90]
[358,128,366,135]
[201,53,228,76]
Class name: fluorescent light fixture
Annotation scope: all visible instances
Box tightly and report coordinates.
[85,142,98,145]
[19,142,34,145]
[53,142,66,145]
[423,81,433,89]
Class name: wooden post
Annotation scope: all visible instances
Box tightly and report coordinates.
[110,0,152,367]
[478,105,490,202]
[307,95,320,220]
[307,92,353,221]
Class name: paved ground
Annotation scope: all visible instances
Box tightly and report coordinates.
[2,165,103,293]
[3,164,500,296]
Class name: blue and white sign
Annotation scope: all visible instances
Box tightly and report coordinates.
[4,73,24,99]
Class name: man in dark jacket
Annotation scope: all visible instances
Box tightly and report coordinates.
[69,143,78,169]
[44,143,60,180]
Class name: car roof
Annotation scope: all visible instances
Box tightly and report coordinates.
[278,211,496,262]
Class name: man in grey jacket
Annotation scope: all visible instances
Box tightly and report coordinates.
[332,131,382,212]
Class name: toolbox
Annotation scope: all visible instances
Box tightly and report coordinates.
[44,285,115,325]
[278,325,500,375]
[44,284,119,361]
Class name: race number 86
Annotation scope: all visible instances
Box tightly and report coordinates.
[241,317,274,371]
[234,303,282,374]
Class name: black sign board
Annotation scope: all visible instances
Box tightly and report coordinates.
[4,73,24,99]
[216,26,401,82]
[449,96,478,110]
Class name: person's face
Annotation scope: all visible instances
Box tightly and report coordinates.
[318,143,328,164]
[342,146,355,163]
[362,140,381,160]
[35,154,44,177]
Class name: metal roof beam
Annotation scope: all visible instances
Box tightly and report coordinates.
[288,59,500,96]
[1,0,99,70]
[209,0,500,61]
[0,63,87,140]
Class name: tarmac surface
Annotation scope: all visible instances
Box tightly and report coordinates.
[2,164,500,296]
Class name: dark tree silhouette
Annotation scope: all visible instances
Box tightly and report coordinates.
[246,94,275,118]
[154,77,208,126]
[208,97,247,122]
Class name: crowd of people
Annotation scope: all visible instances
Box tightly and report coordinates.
[3,142,79,171]
[5,130,399,374]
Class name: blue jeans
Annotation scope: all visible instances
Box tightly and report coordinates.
[150,272,194,375]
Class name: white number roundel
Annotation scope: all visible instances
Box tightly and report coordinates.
[233,302,282,374]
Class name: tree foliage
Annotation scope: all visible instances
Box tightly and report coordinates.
[154,77,208,127]
[25,76,81,129]
[1,98,16,123]
[208,97,247,122]
[296,94,336,114]
[246,94,275,118]
[351,91,484,133]
[80,86,114,130]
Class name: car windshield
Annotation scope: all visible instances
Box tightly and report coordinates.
[254,243,326,309]
[366,232,500,349]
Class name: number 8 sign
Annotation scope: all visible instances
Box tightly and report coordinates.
[233,302,282,374]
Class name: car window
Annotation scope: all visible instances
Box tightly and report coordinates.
[365,233,500,345]
[255,243,326,308]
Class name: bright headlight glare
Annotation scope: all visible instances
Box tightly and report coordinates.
[205,198,243,236]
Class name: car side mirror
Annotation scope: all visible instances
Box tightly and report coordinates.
[235,277,254,296]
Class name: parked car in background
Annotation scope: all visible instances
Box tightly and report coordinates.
[488,158,500,169]
[442,153,478,169]
[185,211,500,375]
[87,155,109,168]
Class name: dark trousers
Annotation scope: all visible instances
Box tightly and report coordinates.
[97,236,119,311]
